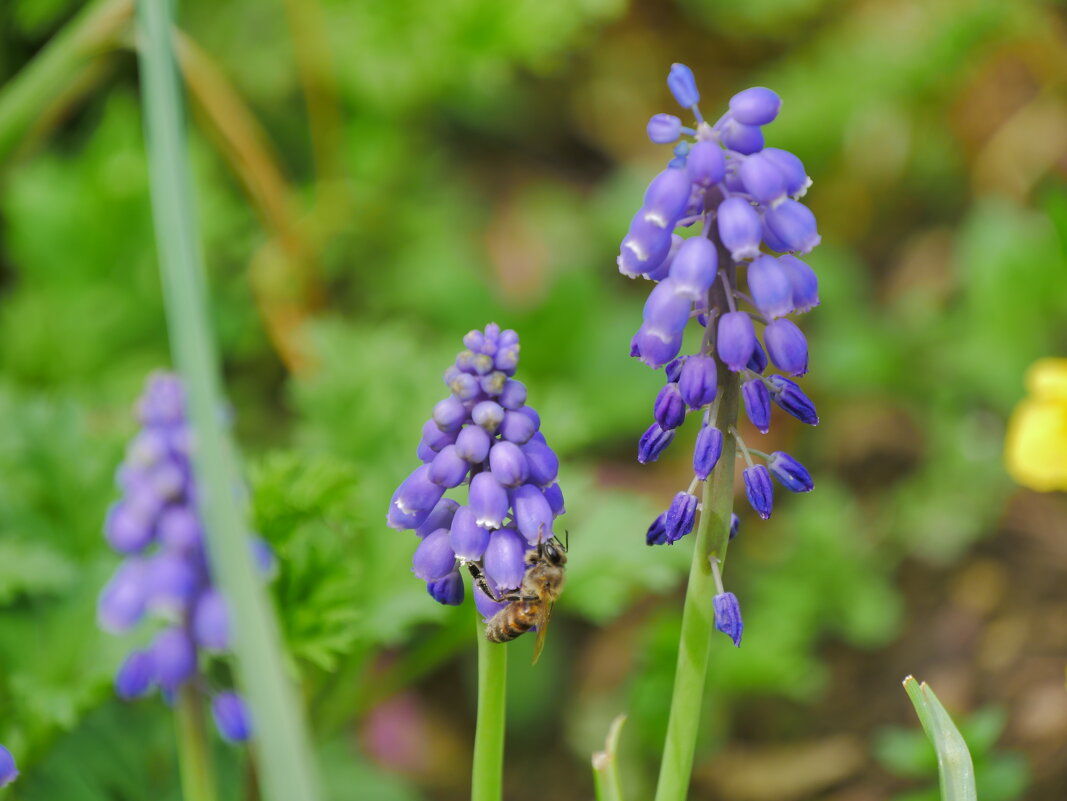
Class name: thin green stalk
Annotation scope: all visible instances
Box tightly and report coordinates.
[175,686,218,801]
[135,2,321,800]
[471,610,507,801]
[903,677,977,801]
[592,715,627,801]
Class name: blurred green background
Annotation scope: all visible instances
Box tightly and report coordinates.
[1,0,1066,798]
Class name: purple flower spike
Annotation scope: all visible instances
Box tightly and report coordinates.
[115,650,156,700]
[654,383,687,430]
[730,513,740,541]
[638,422,675,463]
[743,465,774,519]
[394,465,446,517]
[762,148,810,197]
[432,395,467,432]
[472,400,505,432]
[511,484,554,545]
[469,471,509,529]
[713,591,743,646]
[687,141,726,186]
[642,168,692,230]
[768,451,814,493]
[643,279,692,335]
[544,483,566,516]
[769,375,818,425]
[717,196,762,262]
[648,113,682,143]
[764,319,809,376]
[747,254,793,319]
[678,355,718,409]
[717,311,756,372]
[778,254,819,312]
[632,324,684,369]
[489,441,529,488]
[667,63,700,108]
[212,692,252,743]
[499,410,537,444]
[720,119,764,155]
[746,338,768,374]
[521,439,560,487]
[729,87,781,126]
[152,627,197,690]
[193,589,230,651]
[646,513,668,546]
[739,152,788,207]
[763,199,820,254]
[449,506,491,561]
[429,445,470,488]
[0,746,18,788]
[669,237,718,300]
[665,492,699,543]
[693,424,724,480]
[455,425,491,463]
[742,379,771,433]
[427,569,465,605]
[484,528,526,590]
[412,528,456,581]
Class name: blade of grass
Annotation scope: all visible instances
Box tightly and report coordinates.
[592,715,627,801]
[135,1,321,799]
[902,676,977,801]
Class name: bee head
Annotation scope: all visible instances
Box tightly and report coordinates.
[541,539,566,567]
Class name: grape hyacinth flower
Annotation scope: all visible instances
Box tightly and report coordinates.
[0,745,17,787]
[387,323,566,624]
[98,372,263,743]
[620,64,822,643]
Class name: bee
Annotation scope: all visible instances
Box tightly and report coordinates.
[467,534,567,663]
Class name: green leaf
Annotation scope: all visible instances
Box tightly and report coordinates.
[903,676,977,801]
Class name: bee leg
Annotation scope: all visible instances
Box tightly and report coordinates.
[465,561,512,603]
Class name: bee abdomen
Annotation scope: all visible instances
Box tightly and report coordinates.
[485,601,539,643]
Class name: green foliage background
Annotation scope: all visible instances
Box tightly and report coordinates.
[1,0,1065,798]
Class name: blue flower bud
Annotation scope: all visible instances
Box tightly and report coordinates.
[521,439,560,487]
[642,168,692,229]
[716,196,762,261]
[489,441,528,488]
[778,254,819,312]
[251,537,277,579]
[761,147,810,197]
[646,513,668,545]
[511,483,554,545]
[474,578,508,620]
[432,395,467,432]
[427,569,465,606]
[495,344,520,374]
[743,465,773,519]
[0,745,18,787]
[448,371,481,401]
[746,338,768,373]
[713,591,743,646]
[665,492,699,543]
[480,370,507,396]
[155,505,201,552]
[387,487,428,530]
[747,254,793,319]
[193,589,230,651]
[720,118,764,154]
[716,311,756,371]
[429,444,470,488]
[667,63,700,108]
[730,513,740,540]
[484,528,526,590]
[416,439,436,463]
[665,356,686,383]
[212,692,252,743]
[768,375,818,425]
[619,213,673,278]
[472,400,505,432]
[455,425,491,463]
[499,409,537,444]
[729,87,781,126]
[449,506,491,560]
[98,560,148,633]
[152,627,197,690]
[469,471,509,528]
[768,451,814,493]
[115,649,156,700]
[421,418,456,452]
[687,140,726,186]
[518,405,541,430]
[631,324,684,369]
[764,319,808,376]
[463,329,486,351]
[544,482,566,516]
[654,383,687,430]
[498,379,527,410]
[394,465,446,517]
[763,199,820,254]
[645,233,683,282]
[742,379,771,433]
[148,552,201,614]
[693,424,724,480]
[137,372,184,425]
[638,422,675,463]
[104,501,154,554]
[643,279,692,336]
[648,113,682,143]
[412,528,456,581]
[739,151,787,207]
[677,355,717,408]
[669,236,718,300]
[760,212,791,253]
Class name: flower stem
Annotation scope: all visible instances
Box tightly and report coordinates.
[135,2,321,800]
[175,686,218,801]
[471,609,507,801]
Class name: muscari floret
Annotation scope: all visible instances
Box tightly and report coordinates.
[617,64,825,646]
[387,324,566,616]
[0,745,17,787]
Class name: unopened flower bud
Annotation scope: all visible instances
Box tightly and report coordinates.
[484,528,526,590]
[713,591,743,646]
[638,422,675,463]
[763,199,820,254]
[717,196,762,262]
[212,692,252,743]
[429,445,470,488]
[427,569,465,606]
[743,465,774,519]
[739,151,787,207]
[678,355,718,408]
[667,63,700,108]
[761,148,810,197]
[778,254,819,312]
[729,87,781,126]
[669,237,718,300]
[720,118,764,155]
[469,472,509,529]
[687,140,726,186]
[648,113,682,143]
[115,649,155,700]
[654,383,687,430]
[489,441,528,488]
[693,424,724,480]
[764,319,808,376]
[646,513,668,546]
[717,311,756,371]
[767,451,814,493]
[742,379,771,433]
[769,375,818,425]
[747,254,793,319]
[665,492,699,543]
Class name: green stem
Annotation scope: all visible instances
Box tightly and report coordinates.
[592,715,627,801]
[135,2,321,800]
[175,686,218,801]
[471,609,507,801]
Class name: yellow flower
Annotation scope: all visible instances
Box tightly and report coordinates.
[1005,358,1067,491]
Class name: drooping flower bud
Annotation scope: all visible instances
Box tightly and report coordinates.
[716,196,762,262]
[432,395,467,432]
[193,589,230,651]
[742,379,771,433]
[729,87,781,126]
[747,254,793,319]
[499,409,537,444]
[730,513,740,541]
[739,151,787,207]
[669,237,718,300]
[643,279,692,336]
[498,379,528,410]
[429,445,470,488]
[544,483,566,517]
[0,746,18,788]
[415,498,460,538]
[720,119,764,155]
[764,319,809,376]
[767,451,814,493]
[693,424,724,480]
[677,355,717,408]
[484,528,526,590]
[778,254,819,313]
[769,375,819,425]
[648,113,682,143]
[472,400,505,432]
[717,311,756,371]
[489,441,529,488]
[511,484,554,545]
[746,338,768,373]
[619,214,673,278]
[743,465,774,519]
[761,148,810,198]
[412,528,456,581]
[638,422,675,463]
[449,506,491,561]
[713,591,743,646]
[654,383,687,430]
[667,63,700,108]
[763,199,820,254]
[98,559,148,634]
[521,439,560,487]
[687,140,726,186]
[665,492,699,543]
[469,472,509,529]
[427,569,465,605]
[642,168,693,230]
[212,692,252,743]
[152,627,197,690]
[631,324,684,369]
[115,649,156,700]
[646,513,669,546]
[455,425,491,463]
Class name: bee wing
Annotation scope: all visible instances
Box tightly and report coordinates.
[531,601,555,665]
